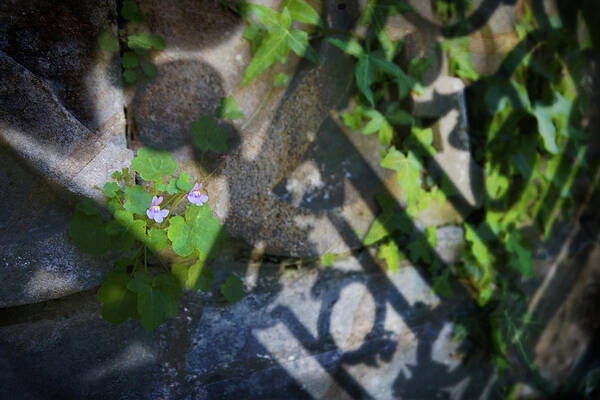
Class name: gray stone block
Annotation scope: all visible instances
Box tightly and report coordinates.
[0,256,496,399]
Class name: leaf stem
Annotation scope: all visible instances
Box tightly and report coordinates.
[199,152,206,178]
[241,88,274,130]
[166,193,187,219]
[314,28,366,43]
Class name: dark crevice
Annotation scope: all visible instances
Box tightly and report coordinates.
[123,104,131,147]
[114,0,132,148]
[0,288,99,328]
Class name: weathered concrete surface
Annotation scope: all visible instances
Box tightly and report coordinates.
[0,45,130,202]
[0,0,124,133]
[0,254,497,399]
[533,239,600,386]
[0,144,115,308]
[0,0,130,307]
[412,76,484,210]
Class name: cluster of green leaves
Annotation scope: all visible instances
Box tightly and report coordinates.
[441,6,594,370]
[441,37,479,81]
[97,0,166,84]
[328,0,593,375]
[190,95,245,155]
[238,0,321,86]
[69,148,243,331]
[328,4,455,287]
[432,0,473,22]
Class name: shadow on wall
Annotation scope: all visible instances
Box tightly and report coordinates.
[0,0,599,398]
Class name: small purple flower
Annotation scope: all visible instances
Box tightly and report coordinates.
[146,196,169,223]
[186,182,208,206]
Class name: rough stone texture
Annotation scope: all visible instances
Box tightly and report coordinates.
[533,241,600,385]
[0,45,130,202]
[467,2,520,76]
[0,255,498,399]
[0,0,130,307]
[129,0,470,256]
[412,76,484,211]
[0,0,124,133]
[0,112,119,308]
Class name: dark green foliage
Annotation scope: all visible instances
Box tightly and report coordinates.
[69,148,236,331]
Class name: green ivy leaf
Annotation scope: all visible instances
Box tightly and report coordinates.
[107,198,123,215]
[327,38,364,57]
[145,226,168,253]
[244,21,265,53]
[484,79,531,114]
[121,0,144,23]
[406,226,437,264]
[131,147,177,181]
[128,33,153,50]
[141,61,158,78]
[273,72,290,87]
[280,0,322,26]
[188,259,214,292]
[532,93,572,154]
[287,28,319,64]
[381,147,424,215]
[171,263,189,290]
[123,69,137,83]
[441,37,479,81]
[149,34,166,50]
[176,173,194,192]
[360,0,415,24]
[490,316,507,356]
[404,126,435,157]
[97,271,138,324]
[356,54,375,106]
[216,96,245,121]
[127,272,181,331]
[464,223,491,267]
[123,186,153,216]
[191,116,228,154]
[103,182,120,199]
[167,204,225,258]
[155,178,178,195]
[75,197,100,216]
[121,51,139,68]
[433,267,453,297]
[361,109,394,145]
[98,30,119,52]
[243,3,281,28]
[241,7,318,86]
[395,70,418,99]
[360,0,414,60]
[378,239,400,273]
[69,209,111,255]
[109,210,146,253]
[220,274,244,302]
[485,166,510,200]
[363,193,413,245]
[385,102,415,125]
[407,57,433,82]
[320,253,336,267]
[106,223,134,253]
[242,11,289,87]
[505,230,533,278]
[511,134,538,178]
[342,106,365,131]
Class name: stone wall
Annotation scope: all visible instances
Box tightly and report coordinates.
[1,0,598,398]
